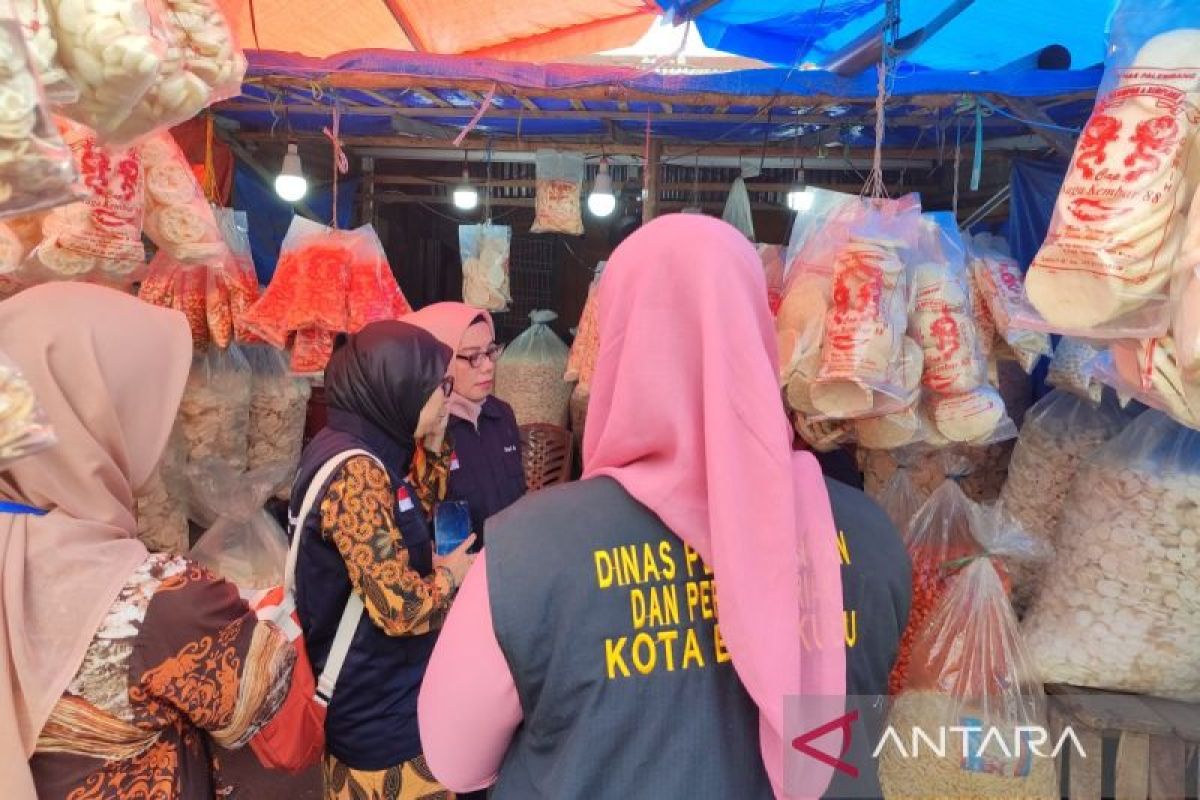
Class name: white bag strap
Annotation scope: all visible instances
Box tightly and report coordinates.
[286,448,379,705]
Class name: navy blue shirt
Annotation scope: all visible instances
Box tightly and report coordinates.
[445,396,526,549]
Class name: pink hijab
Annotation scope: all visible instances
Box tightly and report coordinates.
[0,283,192,797]
[583,215,846,796]
[405,302,496,427]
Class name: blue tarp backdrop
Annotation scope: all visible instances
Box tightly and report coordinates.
[232,162,358,283]
[658,0,1113,72]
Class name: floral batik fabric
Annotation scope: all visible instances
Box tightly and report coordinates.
[323,752,451,800]
[30,554,295,799]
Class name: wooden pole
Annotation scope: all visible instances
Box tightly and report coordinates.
[643,139,662,225]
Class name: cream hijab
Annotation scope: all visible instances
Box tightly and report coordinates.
[0,283,192,797]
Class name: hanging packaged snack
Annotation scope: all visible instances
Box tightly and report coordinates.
[25,119,144,286]
[459,222,511,312]
[1026,1,1200,338]
[290,326,334,375]
[135,423,188,554]
[531,150,584,236]
[47,0,164,138]
[1103,335,1200,428]
[791,412,854,453]
[881,556,1059,800]
[103,0,246,145]
[495,310,573,426]
[1023,410,1200,700]
[999,390,1130,614]
[565,273,600,386]
[811,196,921,419]
[214,207,261,343]
[721,176,755,241]
[757,244,785,316]
[1046,337,1106,403]
[138,130,223,261]
[177,344,250,474]
[345,223,411,332]
[244,344,310,498]
[0,345,54,466]
[187,460,292,595]
[851,337,925,449]
[889,455,992,696]
[872,449,928,538]
[14,0,76,103]
[911,214,987,396]
[243,217,350,347]
[0,13,79,219]
[968,237,1053,371]
[778,197,865,412]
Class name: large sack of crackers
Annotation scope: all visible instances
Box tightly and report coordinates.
[1022,409,1200,700]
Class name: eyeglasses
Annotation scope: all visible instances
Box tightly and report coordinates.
[439,375,456,397]
[456,343,505,369]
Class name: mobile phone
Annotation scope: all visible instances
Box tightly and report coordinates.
[434,501,471,556]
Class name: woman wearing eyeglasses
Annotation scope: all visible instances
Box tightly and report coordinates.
[408,304,526,552]
[290,321,477,800]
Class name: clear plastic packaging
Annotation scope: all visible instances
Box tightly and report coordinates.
[245,219,410,357]
[721,176,754,241]
[790,412,853,453]
[999,390,1129,613]
[1026,0,1200,338]
[26,119,144,285]
[967,236,1054,370]
[911,213,987,397]
[882,556,1058,800]
[215,207,262,344]
[460,222,511,312]
[104,0,246,145]
[48,0,165,139]
[757,244,785,316]
[1023,410,1200,700]
[495,310,573,426]
[783,187,858,276]
[1103,336,1200,429]
[890,459,991,696]
[178,344,250,472]
[187,460,292,593]
[135,422,188,553]
[14,0,76,103]
[0,345,55,466]
[531,150,584,236]
[0,14,79,219]
[245,344,310,499]
[1046,337,1106,403]
[812,196,922,419]
[565,278,600,386]
[873,451,928,538]
[138,131,224,262]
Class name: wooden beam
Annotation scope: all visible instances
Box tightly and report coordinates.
[373,175,924,194]
[569,99,585,112]
[231,131,950,160]
[243,73,972,110]
[643,139,662,224]
[410,88,449,108]
[993,95,1078,156]
[517,96,539,112]
[220,101,970,129]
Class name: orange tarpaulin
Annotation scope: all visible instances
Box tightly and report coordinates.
[219,0,658,60]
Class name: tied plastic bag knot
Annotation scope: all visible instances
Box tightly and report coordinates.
[187,460,293,593]
[530,309,558,325]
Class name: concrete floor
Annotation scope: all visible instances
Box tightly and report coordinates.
[219,746,323,800]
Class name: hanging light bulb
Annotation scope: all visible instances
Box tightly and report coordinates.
[453,166,479,211]
[274,143,308,202]
[588,158,616,217]
[787,161,812,212]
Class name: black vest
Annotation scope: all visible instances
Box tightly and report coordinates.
[486,477,772,799]
[290,412,438,770]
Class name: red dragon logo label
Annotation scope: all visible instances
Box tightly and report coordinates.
[1074,114,1122,179]
[1124,115,1179,182]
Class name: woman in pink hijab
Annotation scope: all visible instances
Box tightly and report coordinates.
[0,283,295,798]
[418,215,846,799]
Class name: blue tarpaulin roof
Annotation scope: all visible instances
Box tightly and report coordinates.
[657,0,1113,72]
